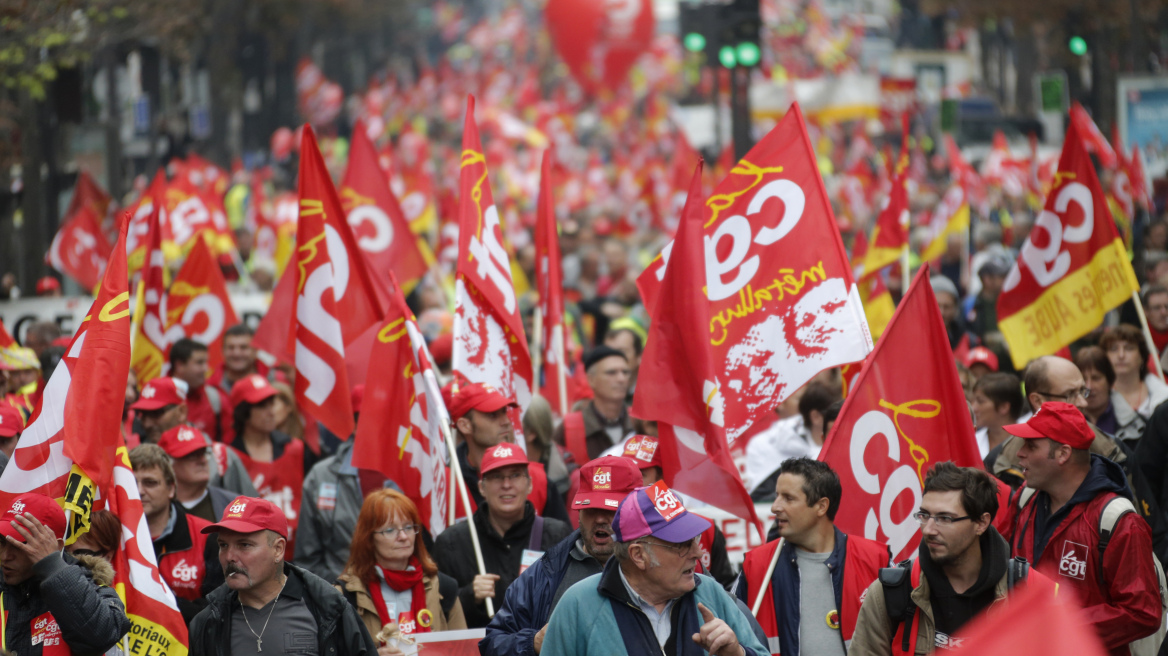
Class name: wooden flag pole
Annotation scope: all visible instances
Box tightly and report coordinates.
[750,538,784,615]
[901,248,910,294]
[1132,290,1166,381]
[531,307,544,398]
[439,415,495,617]
[553,323,570,417]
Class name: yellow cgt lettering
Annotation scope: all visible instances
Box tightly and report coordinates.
[99,291,131,322]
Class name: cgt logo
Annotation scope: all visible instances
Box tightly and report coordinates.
[171,558,199,583]
[227,500,248,516]
[647,481,685,522]
[592,467,612,490]
[492,445,514,459]
[1059,540,1089,580]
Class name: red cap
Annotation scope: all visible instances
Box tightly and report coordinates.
[1003,402,1095,450]
[449,382,516,420]
[158,425,207,459]
[429,334,453,368]
[351,384,365,414]
[0,404,25,438]
[620,435,661,470]
[229,374,277,407]
[0,494,66,543]
[573,456,643,510]
[201,496,289,538]
[964,346,999,372]
[132,377,188,411]
[479,443,529,475]
[35,277,61,295]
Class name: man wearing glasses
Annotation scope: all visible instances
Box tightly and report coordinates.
[159,424,239,522]
[850,462,1055,655]
[543,481,767,656]
[435,443,572,628]
[734,458,889,656]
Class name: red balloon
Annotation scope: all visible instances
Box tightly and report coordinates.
[545,0,655,96]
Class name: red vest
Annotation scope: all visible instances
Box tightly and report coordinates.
[562,411,588,466]
[232,438,305,558]
[741,535,888,655]
[695,514,717,577]
[157,512,214,600]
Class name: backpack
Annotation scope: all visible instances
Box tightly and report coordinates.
[880,556,1031,653]
[1017,488,1168,656]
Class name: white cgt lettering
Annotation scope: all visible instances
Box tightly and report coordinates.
[467,205,517,313]
[1006,181,1095,291]
[180,294,226,344]
[705,179,806,301]
[347,204,394,254]
[295,224,350,404]
[849,410,922,557]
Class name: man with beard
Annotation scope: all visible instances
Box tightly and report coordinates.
[849,463,1056,655]
[480,456,642,655]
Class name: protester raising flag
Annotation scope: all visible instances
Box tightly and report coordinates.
[997,118,1141,369]
[452,95,534,441]
[818,266,985,562]
[163,238,241,375]
[533,149,571,416]
[354,273,450,536]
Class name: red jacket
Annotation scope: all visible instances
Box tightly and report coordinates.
[1010,457,1161,655]
[153,502,222,613]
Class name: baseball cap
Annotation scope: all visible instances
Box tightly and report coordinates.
[479,443,529,476]
[583,345,627,371]
[574,456,642,510]
[158,425,208,459]
[964,346,999,372]
[620,435,661,470]
[201,496,289,538]
[0,494,67,543]
[1003,402,1095,450]
[132,377,188,411]
[0,404,25,438]
[0,347,40,372]
[229,373,277,407]
[35,277,61,295]
[613,481,711,544]
[448,382,517,420]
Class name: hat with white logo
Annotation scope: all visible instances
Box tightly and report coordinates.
[0,493,66,543]
[201,496,288,538]
[131,377,188,411]
[573,456,642,509]
[228,374,277,407]
[479,443,529,476]
[157,425,207,459]
[613,481,711,544]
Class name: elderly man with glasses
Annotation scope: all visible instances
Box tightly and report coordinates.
[543,481,766,656]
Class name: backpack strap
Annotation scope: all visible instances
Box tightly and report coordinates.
[528,514,545,552]
[1097,496,1136,589]
[1006,557,1030,589]
[1016,487,1036,510]
[880,559,914,654]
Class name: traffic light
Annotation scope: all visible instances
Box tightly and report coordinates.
[678,1,722,61]
[1068,35,1088,56]
[715,0,762,69]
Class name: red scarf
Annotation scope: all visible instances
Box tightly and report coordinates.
[1150,323,1168,355]
[366,558,432,634]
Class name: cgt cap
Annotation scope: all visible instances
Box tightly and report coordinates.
[229,374,278,407]
[613,481,711,544]
[573,456,642,510]
[132,377,188,411]
[448,382,517,420]
[1003,402,1094,450]
[0,493,66,543]
[621,435,661,470]
[201,496,289,539]
[479,443,529,476]
[158,425,208,459]
[964,346,999,372]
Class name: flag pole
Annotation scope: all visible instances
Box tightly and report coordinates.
[439,416,495,617]
[532,307,543,399]
[750,538,784,615]
[901,247,910,295]
[1132,290,1166,381]
[552,323,570,417]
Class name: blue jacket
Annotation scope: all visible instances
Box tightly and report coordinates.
[543,558,767,656]
[480,529,592,656]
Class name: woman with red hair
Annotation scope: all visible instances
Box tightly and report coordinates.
[337,490,466,650]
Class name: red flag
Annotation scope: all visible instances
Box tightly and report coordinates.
[633,162,761,529]
[125,171,167,277]
[861,129,910,277]
[637,103,874,444]
[1071,102,1119,169]
[1130,145,1153,211]
[341,118,429,290]
[64,170,113,226]
[161,173,233,256]
[354,274,450,536]
[544,0,654,95]
[663,132,702,234]
[0,319,14,349]
[534,150,571,416]
[46,205,114,290]
[164,238,241,374]
[997,119,1139,368]
[818,266,984,561]
[947,581,1105,656]
[130,196,170,384]
[452,96,534,432]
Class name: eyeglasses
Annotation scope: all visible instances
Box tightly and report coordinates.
[913,512,972,527]
[637,536,700,558]
[374,525,420,538]
[482,471,530,484]
[1033,387,1090,403]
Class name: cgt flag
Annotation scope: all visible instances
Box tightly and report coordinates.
[818,266,984,562]
[534,150,571,416]
[47,204,114,291]
[452,95,533,442]
[354,273,449,537]
[859,123,909,278]
[997,119,1140,368]
[130,193,169,384]
[637,103,873,445]
[163,238,240,375]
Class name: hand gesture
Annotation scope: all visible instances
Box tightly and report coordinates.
[534,624,548,654]
[692,602,744,656]
[5,512,62,566]
[472,573,500,602]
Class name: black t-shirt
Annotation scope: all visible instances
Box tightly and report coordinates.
[919,531,1006,650]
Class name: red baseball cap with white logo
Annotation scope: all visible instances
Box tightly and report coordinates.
[573,456,642,510]
[158,425,208,459]
[131,377,188,411]
[229,374,277,407]
[621,435,661,470]
[0,493,67,543]
[201,496,288,538]
[0,403,25,438]
[1003,402,1095,450]
[449,382,517,420]
[964,346,999,372]
[479,443,528,475]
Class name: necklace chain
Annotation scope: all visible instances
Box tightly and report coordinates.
[240,574,287,652]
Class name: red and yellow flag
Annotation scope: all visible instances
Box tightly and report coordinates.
[852,231,895,339]
[860,124,909,277]
[997,119,1140,369]
[165,238,240,374]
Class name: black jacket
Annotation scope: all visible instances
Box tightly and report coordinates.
[188,562,377,656]
[0,551,130,656]
[456,442,570,523]
[434,501,572,628]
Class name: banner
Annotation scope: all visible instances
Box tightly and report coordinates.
[818,266,983,561]
[998,119,1140,368]
[637,103,873,444]
[354,274,449,537]
[163,238,240,374]
[544,0,654,96]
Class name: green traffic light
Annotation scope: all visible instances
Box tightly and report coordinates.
[684,32,706,53]
[736,42,761,67]
[1069,36,1087,56]
[719,45,737,68]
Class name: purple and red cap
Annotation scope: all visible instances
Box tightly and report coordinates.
[613,481,711,544]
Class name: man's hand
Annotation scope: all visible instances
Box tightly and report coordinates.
[472,573,500,602]
[6,513,62,565]
[692,602,745,656]
[534,624,548,654]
